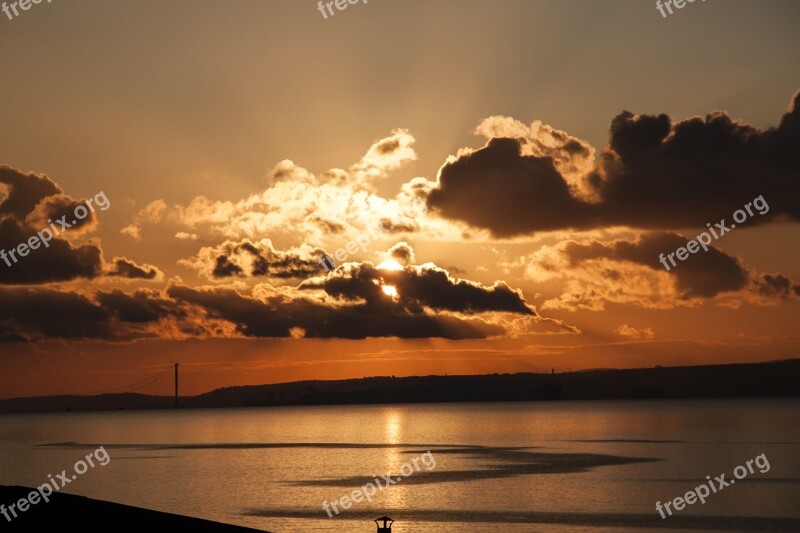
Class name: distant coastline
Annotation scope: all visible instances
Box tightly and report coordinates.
[1,359,798,415]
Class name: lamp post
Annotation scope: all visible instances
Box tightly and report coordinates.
[374,515,394,532]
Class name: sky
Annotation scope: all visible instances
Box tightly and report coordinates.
[1,0,799,397]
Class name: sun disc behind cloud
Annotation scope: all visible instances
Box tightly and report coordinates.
[377,260,404,271]
[381,285,399,298]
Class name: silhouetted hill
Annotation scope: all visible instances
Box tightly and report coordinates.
[1,359,798,414]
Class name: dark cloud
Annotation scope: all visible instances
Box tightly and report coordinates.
[561,232,750,299]
[0,217,159,285]
[95,289,186,323]
[168,258,571,338]
[106,257,162,280]
[0,287,113,341]
[0,323,27,343]
[306,263,536,316]
[0,165,128,285]
[427,90,800,236]
[0,218,104,284]
[0,286,201,342]
[307,215,346,235]
[428,137,597,235]
[0,217,158,286]
[0,166,96,233]
[756,273,800,299]
[380,219,417,233]
[167,284,505,340]
[25,195,98,233]
[375,138,401,155]
[0,255,565,342]
[212,255,245,277]
[0,166,61,219]
[388,242,415,266]
[554,232,800,302]
[186,239,328,280]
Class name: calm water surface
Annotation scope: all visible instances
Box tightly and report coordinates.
[1,400,799,532]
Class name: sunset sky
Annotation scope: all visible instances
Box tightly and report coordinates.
[1,0,799,397]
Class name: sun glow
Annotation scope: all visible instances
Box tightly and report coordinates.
[382,285,399,298]
[377,260,404,271]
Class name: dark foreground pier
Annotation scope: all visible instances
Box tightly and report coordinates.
[0,486,267,532]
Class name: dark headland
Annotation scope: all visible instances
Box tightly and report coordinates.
[0,486,267,532]
[1,359,798,414]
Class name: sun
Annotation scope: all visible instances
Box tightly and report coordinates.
[381,285,399,298]
[377,259,404,271]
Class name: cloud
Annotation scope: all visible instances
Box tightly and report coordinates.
[755,273,800,300]
[106,257,163,280]
[163,131,460,248]
[0,285,235,343]
[120,224,141,241]
[426,90,800,236]
[120,199,168,241]
[560,232,750,299]
[526,232,798,310]
[24,195,99,235]
[0,159,550,340]
[0,166,160,285]
[180,239,328,280]
[95,288,186,323]
[472,116,597,201]
[0,217,104,284]
[616,324,655,339]
[173,160,384,243]
[350,129,417,184]
[306,262,537,316]
[387,242,415,266]
[167,283,506,340]
[429,137,596,236]
[0,165,99,235]
[0,166,61,219]
[0,250,576,342]
[0,286,115,341]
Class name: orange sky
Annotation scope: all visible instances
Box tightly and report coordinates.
[1,0,799,398]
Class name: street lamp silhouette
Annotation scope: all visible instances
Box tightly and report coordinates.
[374,515,394,532]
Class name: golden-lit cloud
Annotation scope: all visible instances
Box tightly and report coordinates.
[350,129,418,185]
[616,324,655,339]
[121,199,167,242]
[137,132,469,250]
[525,232,799,311]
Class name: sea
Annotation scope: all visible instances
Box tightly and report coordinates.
[1,399,799,532]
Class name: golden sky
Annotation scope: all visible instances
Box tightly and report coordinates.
[1,0,799,397]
